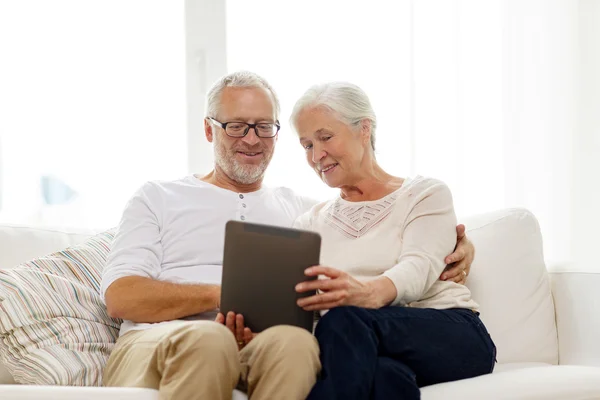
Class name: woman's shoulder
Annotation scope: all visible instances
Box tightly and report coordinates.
[293,199,335,230]
[301,198,335,219]
[402,176,452,197]
[398,176,454,214]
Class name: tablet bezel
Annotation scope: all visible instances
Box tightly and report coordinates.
[220,220,321,333]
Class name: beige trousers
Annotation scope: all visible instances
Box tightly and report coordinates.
[103,321,320,400]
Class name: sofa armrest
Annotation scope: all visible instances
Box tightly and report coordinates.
[0,385,158,400]
[550,272,600,366]
[0,385,249,400]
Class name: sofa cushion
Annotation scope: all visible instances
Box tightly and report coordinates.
[421,365,600,399]
[0,230,120,385]
[462,208,558,364]
[550,272,600,366]
[0,225,95,270]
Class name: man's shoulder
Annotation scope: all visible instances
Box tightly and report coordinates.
[135,176,197,196]
[268,186,319,209]
[268,185,303,199]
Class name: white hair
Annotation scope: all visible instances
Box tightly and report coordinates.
[205,71,280,120]
[290,82,377,151]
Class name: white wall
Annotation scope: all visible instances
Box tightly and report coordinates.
[572,0,600,272]
[501,0,578,266]
[183,0,598,271]
[0,1,187,229]
[185,0,227,175]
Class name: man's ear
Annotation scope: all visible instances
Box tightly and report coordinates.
[204,118,214,143]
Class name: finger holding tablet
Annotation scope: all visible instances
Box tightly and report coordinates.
[215,311,256,350]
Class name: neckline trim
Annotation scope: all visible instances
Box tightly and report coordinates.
[336,176,417,205]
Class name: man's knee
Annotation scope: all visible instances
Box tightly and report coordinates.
[256,325,319,359]
[165,321,238,357]
[241,326,320,398]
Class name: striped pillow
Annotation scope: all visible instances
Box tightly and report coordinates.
[0,230,121,385]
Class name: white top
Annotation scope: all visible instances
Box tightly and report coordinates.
[294,176,478,312]
[101,175,316,336]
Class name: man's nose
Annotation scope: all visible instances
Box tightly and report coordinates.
[241,127,261,146]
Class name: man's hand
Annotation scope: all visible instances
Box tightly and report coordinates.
[215,312,256,350]
[441,224,475,284]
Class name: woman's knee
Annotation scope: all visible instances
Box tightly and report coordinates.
[316,306,369,334]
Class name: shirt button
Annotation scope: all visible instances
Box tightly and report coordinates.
[242,203,247,208]
[240,215,246,221]
[239,194,244,199]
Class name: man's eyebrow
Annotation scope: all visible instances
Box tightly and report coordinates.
[225,116,275,122]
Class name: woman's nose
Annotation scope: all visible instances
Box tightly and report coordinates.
[312,147,326,164]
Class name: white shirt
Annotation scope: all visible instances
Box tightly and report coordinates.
[294,176,478,313]
[101,175,317,336]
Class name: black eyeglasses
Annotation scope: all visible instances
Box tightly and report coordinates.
[208,117,280,138]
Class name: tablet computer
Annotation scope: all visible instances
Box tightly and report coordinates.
[220,220,321,333]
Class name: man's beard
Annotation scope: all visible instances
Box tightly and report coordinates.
[213,134,273,185]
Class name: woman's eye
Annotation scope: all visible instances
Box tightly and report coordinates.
[322,136,331,141]
[303,143,313,150]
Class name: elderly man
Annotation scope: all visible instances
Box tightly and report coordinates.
[101,71,474,400]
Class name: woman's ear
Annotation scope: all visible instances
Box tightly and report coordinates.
[360,119,372,146]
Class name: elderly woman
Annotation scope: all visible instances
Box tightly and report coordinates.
[292,82,496,400]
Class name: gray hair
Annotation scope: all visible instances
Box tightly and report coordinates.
[205,71,281,120]
[290,82,377,151]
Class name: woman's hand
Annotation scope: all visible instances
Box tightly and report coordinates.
[295,266,396,311]
[215,311,256,350]
[441,224,475,284]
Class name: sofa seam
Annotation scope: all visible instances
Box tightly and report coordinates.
[465,208,532,232]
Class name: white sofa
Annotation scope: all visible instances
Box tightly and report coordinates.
[1,208,600,399]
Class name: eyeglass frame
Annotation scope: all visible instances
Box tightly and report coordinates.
[207,117,280,138]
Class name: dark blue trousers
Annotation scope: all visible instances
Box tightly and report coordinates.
[307,306,496,400]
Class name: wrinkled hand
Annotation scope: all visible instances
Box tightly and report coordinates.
[215,312,256,350]
[441,224,475,284]
[295,266,385,311]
